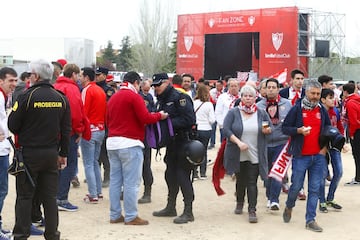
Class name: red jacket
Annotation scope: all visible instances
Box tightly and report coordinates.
[54,76,91,140]
[81,82,107,128]
[345,94,360,137]
[107,88,161,140]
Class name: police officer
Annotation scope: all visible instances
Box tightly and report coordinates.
[9,59,71,240]
[95,67,114,187]
[151,73,197,224]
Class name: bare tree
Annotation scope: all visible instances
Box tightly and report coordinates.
[130,0,176,77]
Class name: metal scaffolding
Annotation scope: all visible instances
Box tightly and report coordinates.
[298,8,346,79]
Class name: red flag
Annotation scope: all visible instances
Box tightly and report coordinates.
[237,72,249,82]
[268,68,288,84]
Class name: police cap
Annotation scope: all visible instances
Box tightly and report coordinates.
[152,73,169,86]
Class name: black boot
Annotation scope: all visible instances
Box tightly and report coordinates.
[234,202,243,214]
[248,209,258,223]
[153,198,177,217]
[138,186,151,204]
[173,203,194,224]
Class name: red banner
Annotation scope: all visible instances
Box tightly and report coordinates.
[177,7,308,81]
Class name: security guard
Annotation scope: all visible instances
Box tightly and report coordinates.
[151,73,197,224]
[9,59,71,240]
[95,67,114,187]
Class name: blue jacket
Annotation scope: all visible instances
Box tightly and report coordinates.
[282,100,331,157]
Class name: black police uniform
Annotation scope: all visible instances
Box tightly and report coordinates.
[9,80,71,240]
[138,91,156,203]
[96,80,115,186]
[152,85,197,223]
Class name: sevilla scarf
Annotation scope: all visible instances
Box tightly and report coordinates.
[228,93,239,109]
[238,101,257,114]
[266,95,280,125]
[291,88,301,105]
[120,81,138,93]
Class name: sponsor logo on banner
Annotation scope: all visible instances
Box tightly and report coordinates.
[184,36,194,52]
[248,16,255,26]
[272,32,283,51]
[208,18,215,28]
[264,33,290,59]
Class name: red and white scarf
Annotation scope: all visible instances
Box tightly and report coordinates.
[120,82,138,93]
[228,93,239,109]
[266,95,281,125]
[238,101,257,114]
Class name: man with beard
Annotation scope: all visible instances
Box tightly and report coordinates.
[282,80,331,232]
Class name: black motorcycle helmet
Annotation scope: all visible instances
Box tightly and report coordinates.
[319,125,345,151]
[184,140,206,166]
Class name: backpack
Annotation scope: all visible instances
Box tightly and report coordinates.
[145,117,174,150]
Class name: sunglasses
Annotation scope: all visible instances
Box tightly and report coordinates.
[152,80,165,87]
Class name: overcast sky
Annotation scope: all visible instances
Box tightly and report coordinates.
[3,0,359,56]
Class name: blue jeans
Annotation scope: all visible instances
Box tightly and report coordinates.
[108,146,143,222]
[81,130,104,198]
[319,149,343,203]
[286,154,326,224]
[219,128,225,142]
[0,155,9,220]
[197,130,211,176]
[57,135,78,202]
[210,122,217,146]
[265,145,284,204]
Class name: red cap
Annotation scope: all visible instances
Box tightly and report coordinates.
[56,59,67,68]
[106,74,114,82]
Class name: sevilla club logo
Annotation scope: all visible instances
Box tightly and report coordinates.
[248,16,255,26]
[184,36,193,52]
[208,18,215,28]
[272,32,283,51]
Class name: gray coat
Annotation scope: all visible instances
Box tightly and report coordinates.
[256,97,292,147]
[222,107,270,180]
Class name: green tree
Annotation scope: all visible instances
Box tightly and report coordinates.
[117,36,133,71]
[97,41,117,70]
[130,0,176,77]
[103,41,117,63]
[160,31,177,73]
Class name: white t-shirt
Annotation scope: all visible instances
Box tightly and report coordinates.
[0,93,10,156]
[193,99,215,131]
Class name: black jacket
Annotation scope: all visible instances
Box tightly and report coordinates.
[8,81,71,157]
[156,85,195,133]
[97,80,115,101]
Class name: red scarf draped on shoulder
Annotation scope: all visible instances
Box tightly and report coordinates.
[212,139,227,196]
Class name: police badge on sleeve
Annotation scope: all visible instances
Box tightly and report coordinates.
[179,98,186,106]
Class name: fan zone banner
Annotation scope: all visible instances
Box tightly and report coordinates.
[177,7,308,81]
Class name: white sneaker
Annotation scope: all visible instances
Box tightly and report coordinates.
[266,200,271,208]
[207,159,214,166]
[270,202,280,211]
[344,178,360,186]
[0,231,11,240]
[199,175,208,180]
